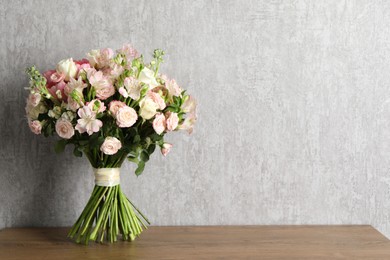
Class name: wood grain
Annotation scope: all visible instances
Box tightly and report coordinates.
[0,226,390,259]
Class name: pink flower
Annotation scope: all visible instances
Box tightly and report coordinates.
[88,71,115,100]
[116,106,138,128]
[165,112,179,131]
[48,80,67,102]
[75,106,103,135]
[75,59,91,76]
[50,72,65,84]
[100,137,122,155]
[161,143,173,157]
[152,113,166,135]
[182,95,197,113]
[161,75,182,98]
[109,100,126,117]
[28,120,42,135]
[87,99,106,113]
[65,77,87,96]
[146,91,166,110]
[55,118,74,139]
[179,112,197,134]
[119,77,142,100]
[28,93,41,107]
[87,48,114,69]
[118,44,139,63]
[43,70,56,88]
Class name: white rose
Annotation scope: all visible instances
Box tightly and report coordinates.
[138,67,159,88]
[139,98,159,120]
[100,137,122,155]
[55,118,75,139]
[116,106,138,128]
[56,58,77,81]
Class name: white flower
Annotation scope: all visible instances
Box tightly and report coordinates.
[119,77,142,100]
[55,118,75,139]
[161,143,173,156]
[26,102,47,120]
[138,67,159,88]
[139,97,159,120]
[27,93,41,107]
[75,106,103,135]
[116,106,138,128]
[100,137,122,155]
[56,58,77,81]
[61,111,75,121]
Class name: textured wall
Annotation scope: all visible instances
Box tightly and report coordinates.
[1,0,390,237]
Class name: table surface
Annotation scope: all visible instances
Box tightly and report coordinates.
[1,226,390,259]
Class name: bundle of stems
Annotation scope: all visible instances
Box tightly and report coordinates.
[68,184,149,244]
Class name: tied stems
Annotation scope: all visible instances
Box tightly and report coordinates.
[68,184,150,244]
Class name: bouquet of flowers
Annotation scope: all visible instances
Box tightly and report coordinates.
[25,44,197,244]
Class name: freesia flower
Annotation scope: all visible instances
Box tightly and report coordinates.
[75,106,102,135]
[116,106,138,128]
[55,118,75,139]
[152,113,166,134]
[161,143,173,156]
[119,77,142,100]
[28,120,42,135]
[100,137,122,155]
[138,67,159,89]
[165,112,179,131]
[56,58,77,81]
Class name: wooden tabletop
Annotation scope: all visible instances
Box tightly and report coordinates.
[1,226,390,259]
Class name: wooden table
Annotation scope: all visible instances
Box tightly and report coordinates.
[1,226,390,259]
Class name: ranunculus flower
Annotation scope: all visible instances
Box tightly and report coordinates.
[55,118,75,139]
[139,97,159,120]
[138,67,159,88]
[28,120,42,135]
[100,136,122,155]
[87,99,106,113]
[88,70,115,100]
[152,113,166,135]
[56,58,77,81]
[75,106,103,135]
[119,77,142,100]
[165,112,179,131]
[28,93,41,107]
[109,100,126,117]
[147,91,166,110]
[116,106,138,128]
[161,143,173,157]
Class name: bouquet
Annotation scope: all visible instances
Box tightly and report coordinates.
[25,44,197,244]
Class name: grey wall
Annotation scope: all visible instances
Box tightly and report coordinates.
[1,0,390,237]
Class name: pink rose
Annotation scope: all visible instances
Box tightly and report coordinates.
[28,120,42,135]
[146,91,166,110]
[116,106,138,128]
[87,99,106,113]
[109,100,126,117]
[55,118,75,139]
[161,143,173,157]
[100,137,122,155]
[152,113,166,135]
[28,93,41,107]
[165,112,179,131]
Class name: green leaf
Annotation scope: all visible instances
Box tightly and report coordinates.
[147,144,156,154]
[54,139,67,153]
[127,155,138,163]
[133,134,141,144]
[150,133,163,142]
[135,161,145,176]
[140,150,149,162]
[73,146,83,157]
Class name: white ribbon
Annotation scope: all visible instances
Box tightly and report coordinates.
[93,168,120,187]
